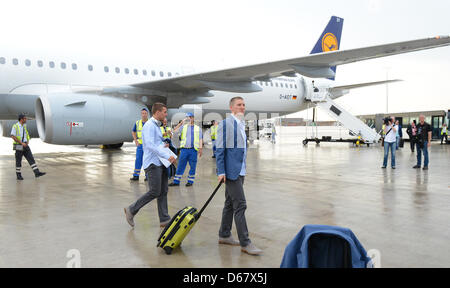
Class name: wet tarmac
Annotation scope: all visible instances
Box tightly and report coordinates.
[0,127,449,267]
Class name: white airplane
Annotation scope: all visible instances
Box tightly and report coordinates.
[0,16,449,147]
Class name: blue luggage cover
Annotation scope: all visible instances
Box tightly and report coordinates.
[280,225,371,268]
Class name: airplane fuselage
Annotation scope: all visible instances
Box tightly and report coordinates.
[0,52,309,122]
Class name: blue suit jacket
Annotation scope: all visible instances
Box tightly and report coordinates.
[280,225,372,268]
[215,116,247,181]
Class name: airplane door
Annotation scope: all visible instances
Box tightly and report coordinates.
[432,116,443,139]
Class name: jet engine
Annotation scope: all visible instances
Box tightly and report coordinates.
[35,93,145,145]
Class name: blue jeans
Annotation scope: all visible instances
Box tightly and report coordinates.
[416,141,429,167]
[383,141,396,167]
[396,136,400,150]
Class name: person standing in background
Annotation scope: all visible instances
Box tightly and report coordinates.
[210,120,218,158]
[382,117,397,169]
[413,115,432,170]
[169,112,203,187]
[130,108,149,181]
[395,120,402,150]
[441,123,448,144]
[406,120,417,153]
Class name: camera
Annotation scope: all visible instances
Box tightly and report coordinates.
[383,117,392,125]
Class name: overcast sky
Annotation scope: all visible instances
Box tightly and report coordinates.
[1,0,449,119]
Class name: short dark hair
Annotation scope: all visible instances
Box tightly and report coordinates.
[151,102,167,114]
[18,114,26,121]
[229,96,244,107]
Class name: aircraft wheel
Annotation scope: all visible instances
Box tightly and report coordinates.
[102,143,124,149]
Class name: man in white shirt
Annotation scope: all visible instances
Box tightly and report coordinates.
[10,114,46,180]
[382,117,397,169]
[124,103,176,228]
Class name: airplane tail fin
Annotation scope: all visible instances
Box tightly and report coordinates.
[310,16,344,80]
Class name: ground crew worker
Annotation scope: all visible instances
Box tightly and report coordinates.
[161,118,172,140]
[169,112,203,187]
[210,120,218,158]
[441,123,448,144]
[271,124,277,144]
[11,114,46,180]
[130,108,149,181]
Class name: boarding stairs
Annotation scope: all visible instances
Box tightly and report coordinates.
[306,91,381,144]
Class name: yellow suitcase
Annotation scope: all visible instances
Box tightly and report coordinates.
[157,182,223,255]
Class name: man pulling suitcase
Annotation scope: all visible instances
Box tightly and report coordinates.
[124,103,176,228]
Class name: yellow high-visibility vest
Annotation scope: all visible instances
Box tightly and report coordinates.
[210,125,218,140]
[12,122,30,144]
[136,120,144,144]
[442,126,448,135]
[161,126,172,139]
[180,124,200,151]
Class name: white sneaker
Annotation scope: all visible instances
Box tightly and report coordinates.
[241,243,262,255]
[219,236,240,246]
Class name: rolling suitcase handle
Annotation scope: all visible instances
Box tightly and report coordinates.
[196,180,223,220]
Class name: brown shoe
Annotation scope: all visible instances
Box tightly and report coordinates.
[124,207,135,228]
[219,236,240,246]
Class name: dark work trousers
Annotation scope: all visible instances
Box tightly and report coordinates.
[15,146,38,174]
[219,176,251,247]
[129,164,170,223]
[410,138,415,152]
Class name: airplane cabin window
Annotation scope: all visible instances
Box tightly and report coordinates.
[25,59,31,66]
[72,63,77,70]
[143,70,147,76]
[125,68,130,74]
[270,82,273,87]
[37,60,43,67]
[104,66,109,73]
[115,67,120,73]
[133,69,138,75]
[168,72,172,77]
[160,71,164,77]
[13,58,19,65]
[290,84,293,89]
[61,62,67,69]
[88,65,93,71]
[151,70,156,76]
[295,85,297,89]
[280,83,284,88]
[275,82,278,87]
[0,57,5,64]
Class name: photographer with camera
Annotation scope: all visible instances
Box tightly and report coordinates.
[382,116,397,169]
[413,115,432,170]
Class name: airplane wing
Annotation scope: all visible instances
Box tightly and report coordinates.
[129,36,450,95]
[330,79,402,91]
[329,79,402,99]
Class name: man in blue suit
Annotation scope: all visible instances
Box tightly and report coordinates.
[216,97,262,256]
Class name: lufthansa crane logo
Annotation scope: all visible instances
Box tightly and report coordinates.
[322,33,338,52]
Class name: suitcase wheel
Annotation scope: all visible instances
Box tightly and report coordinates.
[164,246,173,255]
